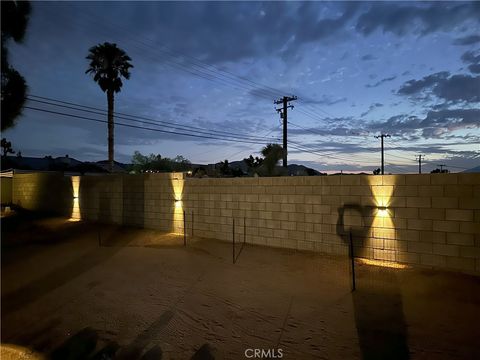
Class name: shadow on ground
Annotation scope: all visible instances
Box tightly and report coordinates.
[336,204,410,360]
[352,268,410,360]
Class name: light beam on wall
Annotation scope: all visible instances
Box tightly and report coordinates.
[171,174,185,234]
[69,176,81,222]
[368,178,398,264]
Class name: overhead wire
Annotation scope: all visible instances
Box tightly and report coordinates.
[23,106,278,146]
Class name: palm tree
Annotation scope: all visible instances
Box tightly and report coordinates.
[86,42,133,171]
[261,143,284,176]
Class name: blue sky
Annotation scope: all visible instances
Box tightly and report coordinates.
[4,1,480,173]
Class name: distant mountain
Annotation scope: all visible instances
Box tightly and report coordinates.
[287,163,325,176]
[463,165,480,173]
[2,155,129,174]
[228,160,325,176]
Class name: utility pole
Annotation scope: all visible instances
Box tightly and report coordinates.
[415,154,425,174]
[375,134,390,175]
[275,95,297,168]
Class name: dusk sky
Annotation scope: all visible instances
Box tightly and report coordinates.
[4,1,480,173]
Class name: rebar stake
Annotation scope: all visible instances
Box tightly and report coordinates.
[350,230,356,291]
[233,218,236,264]
[183,210,186,247]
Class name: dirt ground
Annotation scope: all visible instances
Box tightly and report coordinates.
[1,214,480,359]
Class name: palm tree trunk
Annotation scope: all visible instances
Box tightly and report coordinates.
[107,90,114,172]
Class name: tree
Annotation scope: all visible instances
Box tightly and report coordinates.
[131,151,191,173]
[261,143,284,176]
[86,42,133,172]
[431,168,449,174]
[373,168,381,175]
[218,160,231,176]
[1,1,31,130]
[1,138,14,156]
[244,155,264,170]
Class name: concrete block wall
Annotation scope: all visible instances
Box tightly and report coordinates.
[181,174,480,274]
[12,173,73,215]
[10,172,480,274]
[78,173,184,233]
[1,177,12,204]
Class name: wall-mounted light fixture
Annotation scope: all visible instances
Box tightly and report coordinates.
[377,205,389,217]
[175,199,182,208]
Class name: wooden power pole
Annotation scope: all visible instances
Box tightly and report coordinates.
[274,95,297,168]
[375,134,390,175]
[416,154,425,174]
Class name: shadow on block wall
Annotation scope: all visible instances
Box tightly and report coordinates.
[13,173,73,217]
[123,175,145,228]
[78,173,183,233]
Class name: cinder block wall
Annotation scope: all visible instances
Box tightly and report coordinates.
[10,172,480,274]
[1,177,13,204]
[182,174,480,274]
[12,173,73,215]
[78,173,184,233]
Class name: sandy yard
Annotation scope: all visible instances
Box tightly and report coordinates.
[1,215,479,359]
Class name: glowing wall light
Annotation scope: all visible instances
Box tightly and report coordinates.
[69,176,81,222]
[377,206,389,218]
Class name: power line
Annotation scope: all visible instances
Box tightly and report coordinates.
[27,95,280,143]
[289,142,378,165]
[62,5,338,124]
[30,94,381,168]
[23,106,277,146]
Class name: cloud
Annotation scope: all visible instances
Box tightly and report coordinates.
[461,50,480,65]
[361,103,384,117]
[433,74,480,102]
[366,76,397,88]
[355,2,480,36]
[453,34,480,46]
[398,71,450,95]
[468,64,480,74]
[367,108,480,138]
[361,54,377,61]
[398,71,480,103]
[299,94,347,106]
[461,50,480,74]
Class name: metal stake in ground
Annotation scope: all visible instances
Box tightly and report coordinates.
[349,231,356,291]
[244,217,246,245]
[183,210,186,247]
[191,210,194,238]
[232,218,236,264]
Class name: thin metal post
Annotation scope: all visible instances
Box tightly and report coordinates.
[191,211,194,237]
[244,217,246,245]
[349,231,356,291]
[233,218,235,264]
[183,210,186,247]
